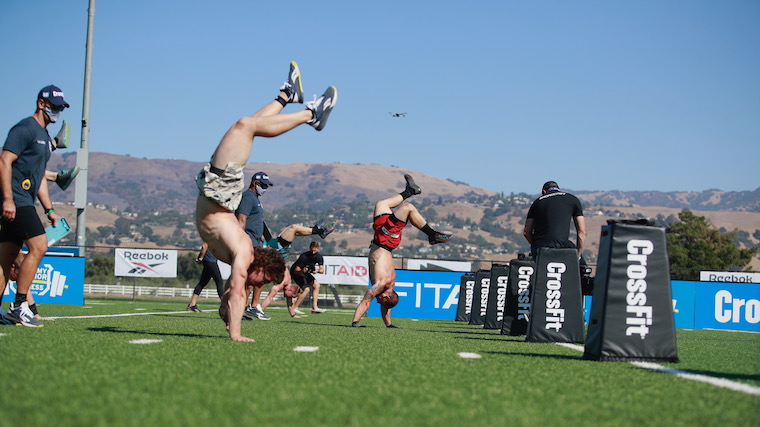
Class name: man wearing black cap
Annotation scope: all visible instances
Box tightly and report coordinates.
[523,180,586,260]
[195,61,338,341]
[0,85,69,327]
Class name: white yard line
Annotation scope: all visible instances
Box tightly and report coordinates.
[555,343,760,396]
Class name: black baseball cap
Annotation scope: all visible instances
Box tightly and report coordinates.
[38,85,70,108]
[252,171,274,186]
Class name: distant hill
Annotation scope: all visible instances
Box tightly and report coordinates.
[47,152,759,271]
[575,189,760,212]
[49,152,496,212]
[49,152,759,213]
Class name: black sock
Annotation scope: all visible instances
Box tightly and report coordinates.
[400,188,415,200]
[275,95,288,107]
[420,224,436,238]
[277,236,292,248]
[29,303,38,316]
[14,293,27,306]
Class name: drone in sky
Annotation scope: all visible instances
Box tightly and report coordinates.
[389,112,407,118]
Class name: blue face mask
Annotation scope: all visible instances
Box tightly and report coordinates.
[44,106,62,123]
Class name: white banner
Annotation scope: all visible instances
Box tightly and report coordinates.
[699,271,759,283]
[314,256,369,286]
[407,259,472,272]
[115,249,177,278]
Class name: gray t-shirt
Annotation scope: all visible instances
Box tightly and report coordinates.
[2,117,52,207]
[235,189,263,247]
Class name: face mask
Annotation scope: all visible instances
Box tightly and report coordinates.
[255,184,267,196]
[44,107,61,123]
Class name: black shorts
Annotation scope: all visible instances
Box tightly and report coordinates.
[0,205,46,246]
[292,272,316,288]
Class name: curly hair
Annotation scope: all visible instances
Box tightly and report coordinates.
[252,246,285,284]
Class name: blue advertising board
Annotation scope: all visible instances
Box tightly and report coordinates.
[367,270,463,320]
[364,271,759,332]
[670,281,697,329]
[693,281,759,331]
[3,256,85,305]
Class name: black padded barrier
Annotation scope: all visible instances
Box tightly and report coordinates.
[526,248,585,343]
[584,221,679,362]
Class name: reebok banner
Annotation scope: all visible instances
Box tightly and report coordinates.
[455,273,476,322]
[483,264,510,329]
[526,248,585,343]
[584,221,679,362]
[468,270,490,326]
[501,258,535,336]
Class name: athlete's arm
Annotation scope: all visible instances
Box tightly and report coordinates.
[0,150,18,221]
[522,218,535,245]
[573,215,586,257]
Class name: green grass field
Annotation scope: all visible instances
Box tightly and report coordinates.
[2,298,758,427]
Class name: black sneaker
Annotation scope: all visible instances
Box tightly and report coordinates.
[315,220,335,239]
[404,174,422,195]
[351,321,365,328]
[306,86,338,131]
[187,304,201,312]
[387,324,402,329]
[429,231,452,245]
[280,61,304,104]
[56,166,80,191]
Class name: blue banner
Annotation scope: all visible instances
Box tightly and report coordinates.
[694,281,759,331]
[671,281,697,329]
[3,256,85,305]
[365,273,760,332]
[367,270,463,320]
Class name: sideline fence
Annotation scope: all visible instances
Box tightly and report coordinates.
[83,283,363,305]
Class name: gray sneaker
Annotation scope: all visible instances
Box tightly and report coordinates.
[0,307,15,325]
[306,86,338,131]
[245,305,271,321]
[280,61,304,104]
[7,302,43,327]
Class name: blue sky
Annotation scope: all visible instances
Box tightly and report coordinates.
[1,0,758,195]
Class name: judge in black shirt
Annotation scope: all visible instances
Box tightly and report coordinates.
[523,181,586,260]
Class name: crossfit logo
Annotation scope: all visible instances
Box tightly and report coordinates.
[714,290,760,324]
[545,262,565,331]
[495,275,508,321]
[464,278,475,315]
[479,277,490,317]
[517,266,533,320]
[626,240,654,338]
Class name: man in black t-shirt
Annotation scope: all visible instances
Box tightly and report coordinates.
[289,241,327,314]
[523,181,586,260]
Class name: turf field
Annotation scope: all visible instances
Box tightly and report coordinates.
[1,298,758,426]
